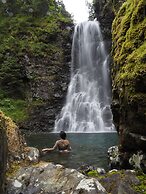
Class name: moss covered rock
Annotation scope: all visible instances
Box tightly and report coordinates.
[0,112,7,194]
[0,111,26,161]
[112,0,146,151]
[0,111,27,193]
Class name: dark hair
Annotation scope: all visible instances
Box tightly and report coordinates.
[60,131,66,140]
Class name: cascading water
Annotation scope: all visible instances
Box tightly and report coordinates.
[54,21,115,133]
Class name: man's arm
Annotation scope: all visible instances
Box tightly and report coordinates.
[42,141,58,152]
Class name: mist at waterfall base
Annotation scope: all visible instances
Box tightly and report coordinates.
[54,21,115,133]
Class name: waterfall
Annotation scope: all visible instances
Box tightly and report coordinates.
[54,21,115,133]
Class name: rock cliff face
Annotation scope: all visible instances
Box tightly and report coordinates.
[0,0,73,131]
[0,111,26,162]
[112,0,146,151]
[93,0,146,152]
[0,111,26,194]
[20,19,73,131]
[93,0,125,50]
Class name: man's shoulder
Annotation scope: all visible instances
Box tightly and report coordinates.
[65,139,70,144]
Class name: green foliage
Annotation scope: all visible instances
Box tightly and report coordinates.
[0,0,72,18]
[87,170,99,177]
[0,0,73,123]
[112,0,146,103]
[0,0,72,99]
[0,0,51,17]
[0,98,28,122]
[133,173,146,193]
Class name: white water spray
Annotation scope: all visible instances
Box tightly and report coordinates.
[54,21,115,132]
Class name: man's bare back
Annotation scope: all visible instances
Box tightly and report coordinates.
[42,131,71,153]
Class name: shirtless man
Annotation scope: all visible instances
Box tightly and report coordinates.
[42,131,71,153]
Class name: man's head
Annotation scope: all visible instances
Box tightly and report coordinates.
[60,131,66,139]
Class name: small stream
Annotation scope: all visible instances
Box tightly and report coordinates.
[26,132,119,170]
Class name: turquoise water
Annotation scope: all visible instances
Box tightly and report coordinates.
[26,132,119,170]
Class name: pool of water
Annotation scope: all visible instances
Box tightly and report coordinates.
[25,132,119,170]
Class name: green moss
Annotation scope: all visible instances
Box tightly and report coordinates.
[106,170,126,178]
[112,0,146,103]
[6,162,21,178]
[30,99,45,107]
[133,173,146,193]
[87,170,99,177]
[0,98,28,122]
[0,96,47,122]
[6,160,34,178]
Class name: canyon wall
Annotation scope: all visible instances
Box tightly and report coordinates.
[0,0,73,132]
[93,0,146,151]
[112,0,146,151]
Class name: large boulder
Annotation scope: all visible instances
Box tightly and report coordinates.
[7,162,146,194]
[108,145,146,172]
[99,170,141,194]
[0,111,42,193]
[1,112,26,162]
[0,111,26,193]
[7,162,107,194]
